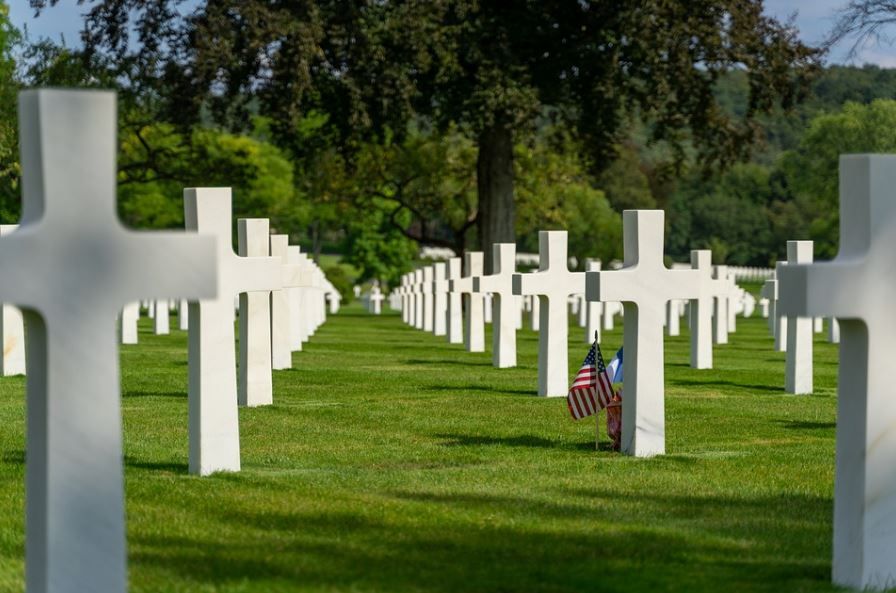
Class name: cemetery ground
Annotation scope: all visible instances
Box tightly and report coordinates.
[0,293,844,592]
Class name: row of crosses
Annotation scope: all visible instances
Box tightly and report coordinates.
[3,90,891,591]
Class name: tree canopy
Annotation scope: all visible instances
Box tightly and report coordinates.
[34,0,820,265]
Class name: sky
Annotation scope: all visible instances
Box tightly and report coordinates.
[8,0,896,67]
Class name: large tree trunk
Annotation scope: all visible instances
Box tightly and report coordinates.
[477,125,516,273]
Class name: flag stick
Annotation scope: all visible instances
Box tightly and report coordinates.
[594,330,600,451]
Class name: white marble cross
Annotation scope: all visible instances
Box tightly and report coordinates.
[584,260,602,343]
[0,303,26,375]
[369,285,385,315]
[270,234,308,370]
[0,224,26,374]
[712,265,729,345]
[2,90,217,593]
[450,252,485,352]
[777,155,896,590]
[760,278,777,337]
[530,294,541,331]
[689,250,725,369]
[576,294,587,328]
[413,269,425,330]
[421,266,434,331]
[602,300,619,331]
[474,243,519,368]
[512,231,585,397]
[771,264,789,352]
[585,210,702,456]
[154,299,170,334]
[829,318,840,343]
[445,258,463,343]
[287,246,308,350]
[400,274,411,325]
[783,240,814,395]
[432,262,448,336]
[178,299,189,330]
[666,299,681,337]
[184,188,280,475]
[325,282,342,314]
[120,302,139,345]
[238,219,282,407]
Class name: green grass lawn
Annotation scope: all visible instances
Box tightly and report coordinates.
[0,303,854,592]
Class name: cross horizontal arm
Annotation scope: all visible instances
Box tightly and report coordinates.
[512,271,585,297]
[586,268,701,304]
[228,254,282,294]
[0,231,217,315]
[778,261,868,319]
[474,273,512,294]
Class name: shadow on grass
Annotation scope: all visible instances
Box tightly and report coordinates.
[130,489,832,593]
[405,358,493,367]
[123,390,187,399]
[779,420,837,431]
[125,457,188,473]
[422,385,534,396]
[671,378,783,394]
[434,433,612,452]
[2,449,23,465]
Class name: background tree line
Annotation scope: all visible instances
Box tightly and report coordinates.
[1,2,892,286]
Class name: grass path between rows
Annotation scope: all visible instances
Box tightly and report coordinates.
[0,300,855,592]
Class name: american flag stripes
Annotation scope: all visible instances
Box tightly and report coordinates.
[567,342,616,420]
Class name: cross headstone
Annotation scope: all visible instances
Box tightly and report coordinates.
[712,265,729,345]
[3,89,217,592]
[512,231,585,397]
[777,154,896,590]
[0,224,27,375]
[783,240,814,395]
[369,285,385,315]
[287,246,307,351]
[577,294,587,328]
[413,269,425,330]
[474,243,519,368]
[760,279,776,335]
[530,294,541,331]
[771,264,789,352]
[585,210,703,456]
[432,262,448,336]
[400,274,411,325]
[154,299,170,334]
[184,188,280,474]
[421,266,434,330]
[584,260,602,343]
[829,317,840,343]
[178,299,189,330]
[689,250,725,369]
[325,282,342,314]
[120,302,139,345]
[602,300,618,331]
[270,234,308,370]
[238,219,281,407]
[725,273,740,332]
[483,292,493,324]
[449,252,485,352]
[666,299,681,337]
[445,258,463,344]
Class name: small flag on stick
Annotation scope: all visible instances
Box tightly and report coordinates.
[567,340,616,420]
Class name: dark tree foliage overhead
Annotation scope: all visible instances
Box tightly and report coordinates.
[33,0,820,260]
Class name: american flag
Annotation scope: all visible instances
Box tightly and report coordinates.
[567,342,615,420]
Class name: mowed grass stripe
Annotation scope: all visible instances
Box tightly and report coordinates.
[0,298,850,592]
